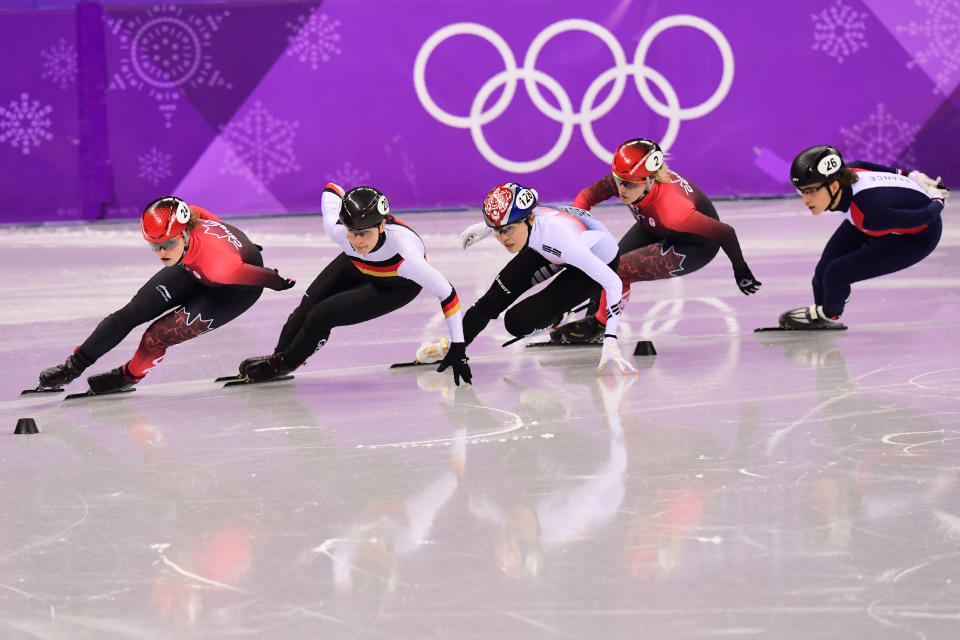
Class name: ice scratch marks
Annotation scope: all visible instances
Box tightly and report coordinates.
[0,583,56,619]
[880,429,960,456]
[356,404,524,450]
[156,554,247,594]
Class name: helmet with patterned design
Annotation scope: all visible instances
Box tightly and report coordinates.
[611,138,664,184]
[481,182,539,229]
[141,196,192,244]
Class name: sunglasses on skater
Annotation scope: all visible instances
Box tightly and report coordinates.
[149,236,181,252]
[796,183,826,197]
[612,174,649,189]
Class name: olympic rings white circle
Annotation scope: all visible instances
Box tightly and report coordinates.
[414,15,735,172]
[580,63,681,163]
[413,22,518,129]
[470,68,575,173]
[633,15,734,120]
[523,18,628,125]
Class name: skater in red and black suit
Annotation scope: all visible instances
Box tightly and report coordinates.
[36,197,295,394]
[549,138,761,343]
[778,145,947,329]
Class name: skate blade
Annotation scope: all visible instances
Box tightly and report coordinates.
[215,374,242,382]
[755,325,847,332]
[222,375,294,388]
[525,341,602,348]
[64,387,136,401]
[21,387,64,396]
[389,360,433,369]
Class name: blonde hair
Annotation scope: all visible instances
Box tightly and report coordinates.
[651,160,672,183]
[185,207,200,231]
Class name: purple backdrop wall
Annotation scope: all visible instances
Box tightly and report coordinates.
[1,0,958,222]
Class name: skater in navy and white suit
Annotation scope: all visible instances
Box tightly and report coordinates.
[779,145,947,330]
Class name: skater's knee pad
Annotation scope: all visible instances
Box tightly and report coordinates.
[503,307,543,338]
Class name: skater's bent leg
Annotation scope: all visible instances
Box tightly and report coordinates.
[274,254,362,354]
[463,248,550,344]
[507,267,603,338]
[280,281,420,366]
[819,220,941,317]
[77,266,202,367]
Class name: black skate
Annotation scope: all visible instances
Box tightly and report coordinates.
[226,353,295,386]
[66,365,140,400]
[25,355,84,394]
[548,315,605,345]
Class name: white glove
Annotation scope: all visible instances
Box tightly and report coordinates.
[908,170,949,200]
[597,336,637,375]
[459,222,492,249]
[415,337,450,364]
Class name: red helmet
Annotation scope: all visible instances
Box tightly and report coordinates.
[611,138,664,183]
[141,197,191,243]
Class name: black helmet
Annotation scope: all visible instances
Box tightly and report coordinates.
[790,145,845,186]
[339,186,389,229]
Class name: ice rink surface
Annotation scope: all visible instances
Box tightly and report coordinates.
[1,198,959,639]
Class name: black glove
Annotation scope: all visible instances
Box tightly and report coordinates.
[734,267,761,295]
[270,269,296,291]
[38,354,84,388]
[437,341,472,386]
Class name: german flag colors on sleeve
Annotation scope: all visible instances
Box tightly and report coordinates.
[441,289,461,318]
[440,287,465,343]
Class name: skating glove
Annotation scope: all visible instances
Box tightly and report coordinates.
[38,354,84,388]
[459,222,492,249]
[269,269,296,291]
[437,341,472,386]
[909,171,950,201]
[597,336,637,375]
[734,266,762,295]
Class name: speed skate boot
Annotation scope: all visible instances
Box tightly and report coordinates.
[549,315,605,344]
[87,363,143,394]
[778,304,847,330]
[243,353,296,382]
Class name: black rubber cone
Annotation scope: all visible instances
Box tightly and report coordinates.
[14,418,39,435]
[633,340,657,356]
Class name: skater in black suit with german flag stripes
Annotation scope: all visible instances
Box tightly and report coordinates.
[239,184,472,385]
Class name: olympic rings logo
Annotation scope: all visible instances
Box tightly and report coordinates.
[413,16,734,173]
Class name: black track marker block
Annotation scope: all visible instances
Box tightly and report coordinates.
[634,340,657,356]
[222,375,294,388]
[14,418,39,434]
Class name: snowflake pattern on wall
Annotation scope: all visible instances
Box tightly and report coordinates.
[106,4,232,128]
[41,38,78,90]
[839,103,919,167]
[286,11,342,71]
[811,0,868,64]
[138,147,174,186]
[329,161,371,187]
[221,101,300,193]
[896,0,960,94]
[0,93,54,155]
